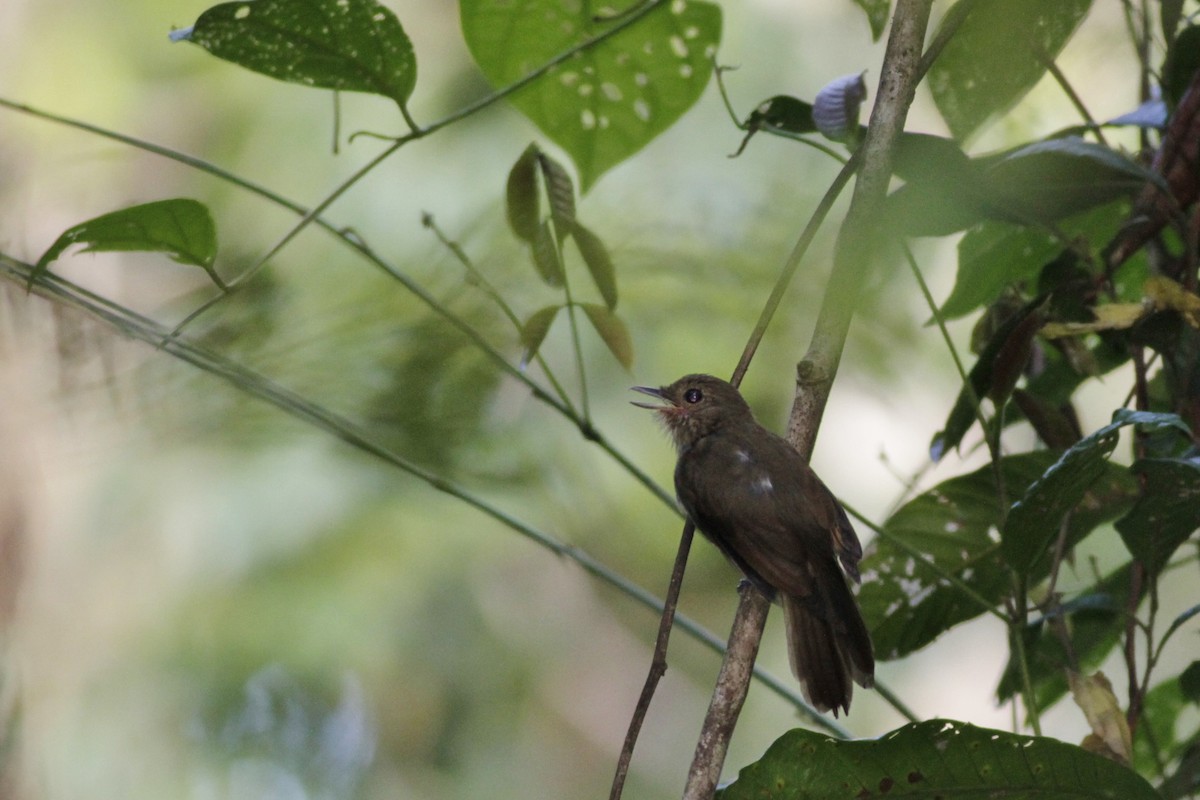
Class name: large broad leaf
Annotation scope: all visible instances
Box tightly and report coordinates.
[718,719,1159,800]
[1001,410,1182,573]
[984,137,1159,223]
[861,450,1134,661]
[860,454,1049,661]
[929,0,1094,141]
[940,200,1130,321]
[34,199,222,288]
[461,0,722,190]
[173,0,417,111]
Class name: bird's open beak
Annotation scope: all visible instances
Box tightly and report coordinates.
[630,385,671,410]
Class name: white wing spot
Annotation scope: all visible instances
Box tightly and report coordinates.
[752,475,773,494]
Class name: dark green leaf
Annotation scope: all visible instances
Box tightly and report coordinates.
[1161,739,1200,800]
[860,454,1050,660]
[929,0,1093,141]
[940,200,1130,321]
[1182,661,1200,704]
[176,0,417,110]
[1012,389,1082,450]
[1134,677,1188,776]
[531,220,564,287]
[735,95,816,155]
[718,719,1159,800]
[851,0,889,41]
[1165,26,1200,107]
[1002,416,1123,572]
[570,220,617,309]
[506,144,541,243]
[461,0,722,190]
[580,303,632,369]
[998,563,1133,709]
[1161,0,1184,42]
[1116,456,1200,572]
[743,95,816,135]
[985,137,1158,223]
[34,199,221,288]
[519,304,561,367]
[537,150,576,242]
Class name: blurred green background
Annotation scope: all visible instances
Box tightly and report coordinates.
[0,1,1181,798]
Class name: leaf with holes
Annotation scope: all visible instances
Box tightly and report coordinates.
[174,0,417,111]
[928,0,1092,141]
[461,0,722,190]
[580,303,632,369]
[719,719,1159,800]
[34,199,222,288]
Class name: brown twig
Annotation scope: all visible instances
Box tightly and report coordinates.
[608,522,695,800]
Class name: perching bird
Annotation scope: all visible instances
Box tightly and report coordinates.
[633,373,874,715]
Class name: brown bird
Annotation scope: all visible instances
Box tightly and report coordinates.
[633,373,874,715]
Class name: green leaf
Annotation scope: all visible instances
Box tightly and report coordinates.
[928,0,1093,141]
[860,454,1049,660]
[930,297,1043,461]
[1002,417,1124,572]
[531,220,564,287]
[34,199,222,288]
[580,303,633,369]
[519,304,561,367]
[718,719,1159,800]
[570,221,617,310]
[461,0,722,190]
[851,0,889,41]
[506,144,541,243]
[1116,456,1200,572]
[742,95,816,135]
[175,0,417,110]
[997,563,1134,709]
[985,137,1158,223]
[862,450,1134,661]
[537,149,576,242]
[941,201,1128,321]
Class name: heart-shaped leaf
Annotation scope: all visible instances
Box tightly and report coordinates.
[461,0,722,190]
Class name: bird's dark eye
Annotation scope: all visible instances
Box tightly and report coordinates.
[684,388,703,404]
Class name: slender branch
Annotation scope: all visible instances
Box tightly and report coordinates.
[608,523,695,800]
[682,582,769,800]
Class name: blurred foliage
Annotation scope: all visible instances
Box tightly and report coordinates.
[2,0,1200,799]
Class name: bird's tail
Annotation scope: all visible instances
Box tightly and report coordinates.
[782,568,874,716]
